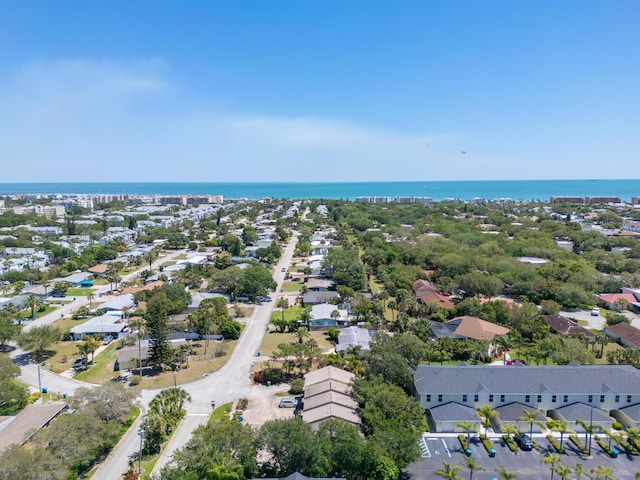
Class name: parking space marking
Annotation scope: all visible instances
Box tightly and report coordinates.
[420,437,431,457]
[441,438,452,457]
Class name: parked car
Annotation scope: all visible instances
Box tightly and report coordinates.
[103,335,113,345]
[281,267,287,272]
[591,307,600,316]
[73,357,88,370]
[279,397,296,408]
[515,432,533,451]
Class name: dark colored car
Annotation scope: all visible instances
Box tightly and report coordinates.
[515,433,533,451]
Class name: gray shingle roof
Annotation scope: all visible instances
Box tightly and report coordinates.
[414,365,640,396]
[429,402,478,422]
[617,403,640,420]
[495,403,546,423]
[553,403,611,422]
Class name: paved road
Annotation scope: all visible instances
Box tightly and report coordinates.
[91,234,299,479]
[11,250,187,396]
[561,308,640,330]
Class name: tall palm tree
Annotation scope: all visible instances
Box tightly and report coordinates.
[589,465,616,480]
[576,417,603,456]
[295,326,310,344]
[457,421,478,444]
[541,453,561,480]
[276,297,289,323]
[518,408,546,437]
[25,294,42,319]
[461,455,485,480]
[626,427,640,451]
[476,405,500,435]
[84,336,100,362]
[573,462,586,480]
[87,291,96,309]
[554,464,573,480]
[547,418,571,448]
[495,465,517,480]
[129,317,147,377]
[502,423,519,440]
[435,461,464,480]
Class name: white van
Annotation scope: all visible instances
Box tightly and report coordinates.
[279,397,296,408]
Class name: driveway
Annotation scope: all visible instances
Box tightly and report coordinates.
[560,309,640,330]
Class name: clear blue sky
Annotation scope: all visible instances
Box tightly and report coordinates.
[0,1,638,182]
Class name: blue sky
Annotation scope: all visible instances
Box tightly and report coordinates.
[0,1,638,182]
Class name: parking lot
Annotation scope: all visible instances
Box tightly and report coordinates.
[405,434,640,479]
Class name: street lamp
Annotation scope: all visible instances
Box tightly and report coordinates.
[138,425,145,475]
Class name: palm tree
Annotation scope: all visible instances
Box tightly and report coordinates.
[494,335,512,365]
[576,417,603,456]
[84,336,100,362]
[457,421,478,444]
[76,341,92,361]
[25,294,42,319]
[129,317,147,377]
[626,427,640,451]
[590,465,616,480]
[276,297,289,323]
[547,418,571,449]
[554,464,573,480]
[461,455,485,480]
[573,462,586,480]
[518,407,546,437]
[295,327,310,344]
[476,405,500,435]
[435,461,464,480]
[541,453,561,480]
[87,292,96,309]
[495,465,517,480]
[502,423,519,440]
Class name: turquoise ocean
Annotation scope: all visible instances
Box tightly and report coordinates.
[0,180,639,201]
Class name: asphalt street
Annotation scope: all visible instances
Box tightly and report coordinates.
[91,233,299,479]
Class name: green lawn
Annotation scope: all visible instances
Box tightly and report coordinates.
[270,305,305,323]
[74,342,121,383]
[207,402,233,425]
[259,330,333,356]
[66,288,96,297]
[281,282,302,292]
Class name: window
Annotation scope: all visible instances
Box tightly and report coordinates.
[426,395,431,402]
[525,395,530,403]
[588,395,593,403]
[563,395,568,403]
[628,395,632,403]
[537,395,542,403]
[600,395,605,403]
[500,395,505,403]
[474,394,479,402]
[489,395,494,402]
[438,395,443,402]
[615,395,620,403]
[552,395,557,403]
[463,395,468,402]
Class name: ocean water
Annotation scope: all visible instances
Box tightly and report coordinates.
[0,180,639,201]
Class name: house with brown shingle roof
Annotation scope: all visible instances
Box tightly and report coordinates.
[604,322,640,349]
[445,316,510,341]
[545,314,596,339]
[413,278,437,296]
[87,263,109,275]
[417,292,455,310]
[121,280,165,295]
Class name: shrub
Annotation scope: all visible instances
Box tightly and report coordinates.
[479,434,496,456]
[502,435,518,453]
[546,435,566,454]
[612,421,623,430]
[458,434,469,451]
[569,434,589,455]
[289,378,304,395]
[28,391,41,403]
[262,367,284,385]
[237,398,249,410]
[594,436,615,456]
[129,375,141,386]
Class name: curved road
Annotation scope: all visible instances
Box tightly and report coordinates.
[90,234,298,479]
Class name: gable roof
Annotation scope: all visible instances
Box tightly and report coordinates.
[598,293,637,306]
[122,280,165,295]
[302,403,361,427]
[413,279,437,295]
[336,326,371,352]
[446,316,510,341]
[304,380,353,399]
[304,366,354,387]
[87,263,109,274]
[495,402,546,423]
[554,403,612,423]
[414,365,640,396]
[303,391,358,411]
[605,322,640,347]
[428,402,478,423]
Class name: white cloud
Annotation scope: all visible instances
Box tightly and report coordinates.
[0,59,464,182]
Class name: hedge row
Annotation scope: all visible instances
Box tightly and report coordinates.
[594,436,617,457]
[569,434,589,455]
[546,435,566,454]
[502,435,518,453]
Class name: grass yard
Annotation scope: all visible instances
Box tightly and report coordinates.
[134,339,239,390]
[44,341,85,373]
[281,282,302,292]
[269,305,305,323]
[595,342,624,365]
[258,330,333,357]
[17,305,58,322]
[66,287,96,297]
[74,342,121,383]
[207,402,233,425]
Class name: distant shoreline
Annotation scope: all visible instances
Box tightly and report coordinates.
[0,179,639,202]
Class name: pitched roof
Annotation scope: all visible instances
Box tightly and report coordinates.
[446,316,510,341]
[598,293,637,305]
[336,326,371,352]
[304,366,354,387]
[304,380,353,399]
[495,402,546,423]
[301,403,361,427]
[545,314,596,338]
[414,365,640,396]
[553,403,612,423]
[122,280,165,295]
[605,322,640,347]
[413,279,437,294]
[428,402,478,422]
[87,263,109,274]
[303,391,358,411]
[418,292,455,309]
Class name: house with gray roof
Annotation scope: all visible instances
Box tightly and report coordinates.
[303,291,340,306]
[413,365,640,432]
[427,402,479,434]
[69,313,128,341]
[336,326,371,352]
[96,294,135,313]
[549,403,613,433]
